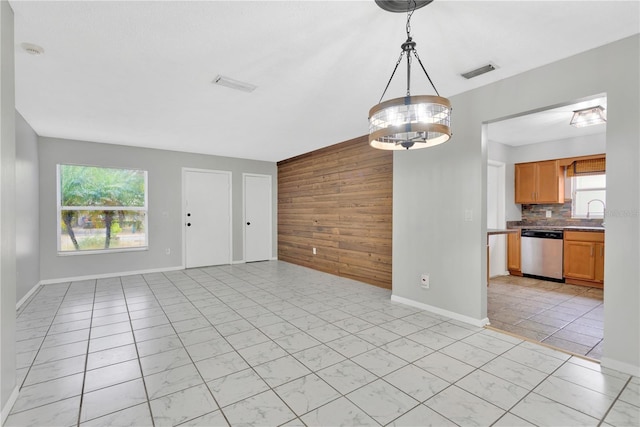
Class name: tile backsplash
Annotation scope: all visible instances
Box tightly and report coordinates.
[508,201,604,228]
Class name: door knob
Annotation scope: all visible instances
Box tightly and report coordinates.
[187,223,191,227]
[246,222,251,225]
[187,213,191,217]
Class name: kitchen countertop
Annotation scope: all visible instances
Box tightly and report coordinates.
[504,225,604,232]
[487,229,520,235]
[563,226,605,232]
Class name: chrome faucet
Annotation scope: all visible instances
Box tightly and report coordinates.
[586,199,606,222]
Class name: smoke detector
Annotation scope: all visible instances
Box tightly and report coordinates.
[20,43,44,55]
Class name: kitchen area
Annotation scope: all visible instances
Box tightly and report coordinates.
[486,97,607,359]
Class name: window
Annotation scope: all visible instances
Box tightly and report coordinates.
[58,164,148,254]
[571,174,606,218]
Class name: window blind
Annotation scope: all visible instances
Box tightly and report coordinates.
[566,157,606,177]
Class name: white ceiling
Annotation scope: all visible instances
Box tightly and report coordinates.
[488,95,608,147]
[10,1,640,162]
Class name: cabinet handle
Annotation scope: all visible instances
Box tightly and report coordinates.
[532,192,535,200]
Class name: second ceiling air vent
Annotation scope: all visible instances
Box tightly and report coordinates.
[461,64,496,80]
[212,75,257,93]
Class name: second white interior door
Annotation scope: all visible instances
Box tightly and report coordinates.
[244,174,272,262]
[184,169,231,268]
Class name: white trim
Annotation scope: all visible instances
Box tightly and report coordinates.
[391,295,490,328]
[38,266,184,285]
[57,246,149,257]
[600,357,640,377]
[1,385,19,425]
[182,168,233,268]
[56,165,149,253]
[16,282,41,310]
[232,257,278,265]
[243,173,273,262]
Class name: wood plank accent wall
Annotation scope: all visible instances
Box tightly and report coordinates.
[277,135,393,289]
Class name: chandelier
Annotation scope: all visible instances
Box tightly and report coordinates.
[369,0,452,150]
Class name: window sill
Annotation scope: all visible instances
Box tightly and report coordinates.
[57,246,149,256]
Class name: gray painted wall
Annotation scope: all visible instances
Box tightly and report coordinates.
[0,0,16,417]
[489,133,606,221]
[39,137,277,281]
[15,112,39,303]
[393,35,639,374]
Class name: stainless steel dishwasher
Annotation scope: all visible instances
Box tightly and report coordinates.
[520,229,564,281]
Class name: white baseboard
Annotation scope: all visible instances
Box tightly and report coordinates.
[1,385,19,425]
[600,357,640,377]
[391,295,490,328]
[16,282,42,310]
[231,258,278,265]
[38,266,185,285]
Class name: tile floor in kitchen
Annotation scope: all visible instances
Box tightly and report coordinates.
[488,275,603,359]
[8,261,639,426]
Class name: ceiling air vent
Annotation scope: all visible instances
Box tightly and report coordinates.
[212,75,257,93]
[461,64,496,80]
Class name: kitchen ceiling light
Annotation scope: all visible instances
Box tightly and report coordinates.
[570,105,606,128]
[369,0,452,150]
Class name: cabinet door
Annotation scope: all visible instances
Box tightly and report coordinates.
[564,240,595,280]
[536,160,563,203]
[594,243,605,283]
[515,163,536,204]
[507,232,521,272]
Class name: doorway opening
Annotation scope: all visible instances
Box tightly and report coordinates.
[485,94,607,359]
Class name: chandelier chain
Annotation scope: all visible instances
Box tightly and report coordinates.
[413,49,440,96]
[378,51,406,104]
[406,0,416,38]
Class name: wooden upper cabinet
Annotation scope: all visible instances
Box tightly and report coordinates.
[515,160,564,204]
[514,163,537,204]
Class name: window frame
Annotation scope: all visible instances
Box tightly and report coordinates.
[571,173,606,219]
[56,164,149,256]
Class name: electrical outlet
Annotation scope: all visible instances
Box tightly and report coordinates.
[464,209,473,222]
[312,247,317,255]
[546,210,552,218]
[421,274,430,289]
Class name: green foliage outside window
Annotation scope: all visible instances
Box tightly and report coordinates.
[59,165,147,252]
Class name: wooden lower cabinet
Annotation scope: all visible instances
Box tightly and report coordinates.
[563,231,604,288]
[507,232,522,276]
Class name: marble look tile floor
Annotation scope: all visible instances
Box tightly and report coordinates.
[488,275,604,359]
[7,261,638,426]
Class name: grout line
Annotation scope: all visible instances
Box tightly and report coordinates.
[76,279,98,427]
[597,376,632,427]
[122,275,156,427]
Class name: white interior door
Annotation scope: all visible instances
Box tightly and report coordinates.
[487,161,506,277]
[184,169,231,268]
[244,174,272,262]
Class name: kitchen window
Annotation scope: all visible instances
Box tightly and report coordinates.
[57,164,148,254]
[571,174,606,218]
